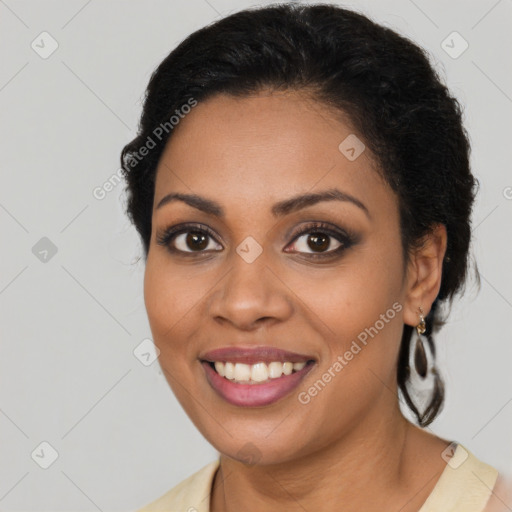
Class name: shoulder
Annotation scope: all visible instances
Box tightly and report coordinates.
[419,443,499,512]
[136,459,220,512]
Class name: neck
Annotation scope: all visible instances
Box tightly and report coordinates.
[211,402,434,512]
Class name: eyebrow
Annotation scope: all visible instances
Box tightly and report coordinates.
[155,188,370,219]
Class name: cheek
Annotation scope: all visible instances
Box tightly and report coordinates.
[143,255,203,365]
[288,266,404,433]
[341,255,405,380]
[291,246,403,331]
[288,237,405,376]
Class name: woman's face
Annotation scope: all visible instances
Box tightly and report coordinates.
[144,90,418,464]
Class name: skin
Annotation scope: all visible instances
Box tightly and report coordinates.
[144,89,450,512]
[484,477,512,511]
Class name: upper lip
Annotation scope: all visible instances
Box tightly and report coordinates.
[199,346,316,365]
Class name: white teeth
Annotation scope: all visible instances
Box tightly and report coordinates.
[234,363,251,381]
[283,362,293,375]
[251,362,269,382]
[211,360,309,383]
[268,361,283,379]
[224,362,235,380]
[214,361,225,377]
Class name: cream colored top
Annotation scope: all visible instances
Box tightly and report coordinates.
[138,443,499,512]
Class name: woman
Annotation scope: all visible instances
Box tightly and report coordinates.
[120,3,502,511]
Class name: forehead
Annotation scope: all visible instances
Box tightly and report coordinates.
[153,90,392,218]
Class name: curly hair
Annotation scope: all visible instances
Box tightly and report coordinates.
[120,3,478,426]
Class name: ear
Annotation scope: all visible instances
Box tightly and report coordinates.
[402,223,448,327]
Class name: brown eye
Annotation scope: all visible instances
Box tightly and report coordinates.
[285,221,356,259]
[306,233,332,252]
[290,231,342,254]
[157,221,356,260]
[170,230,222,253]
[156,224,223,254]
[183,231,209,251]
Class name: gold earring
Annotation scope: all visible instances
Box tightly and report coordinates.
[414,306,428,378]
[416,306,426,335]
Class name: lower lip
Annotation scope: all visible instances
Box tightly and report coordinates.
[201,361,315,407]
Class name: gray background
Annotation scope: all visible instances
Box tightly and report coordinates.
[1,0,511,510]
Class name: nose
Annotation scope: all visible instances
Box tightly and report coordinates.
[209,250,293,331]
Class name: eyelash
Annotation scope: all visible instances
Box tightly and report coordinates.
[155,221,356,260]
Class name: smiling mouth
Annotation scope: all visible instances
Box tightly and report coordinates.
[201,359,316,407]
[204,360,315,385]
